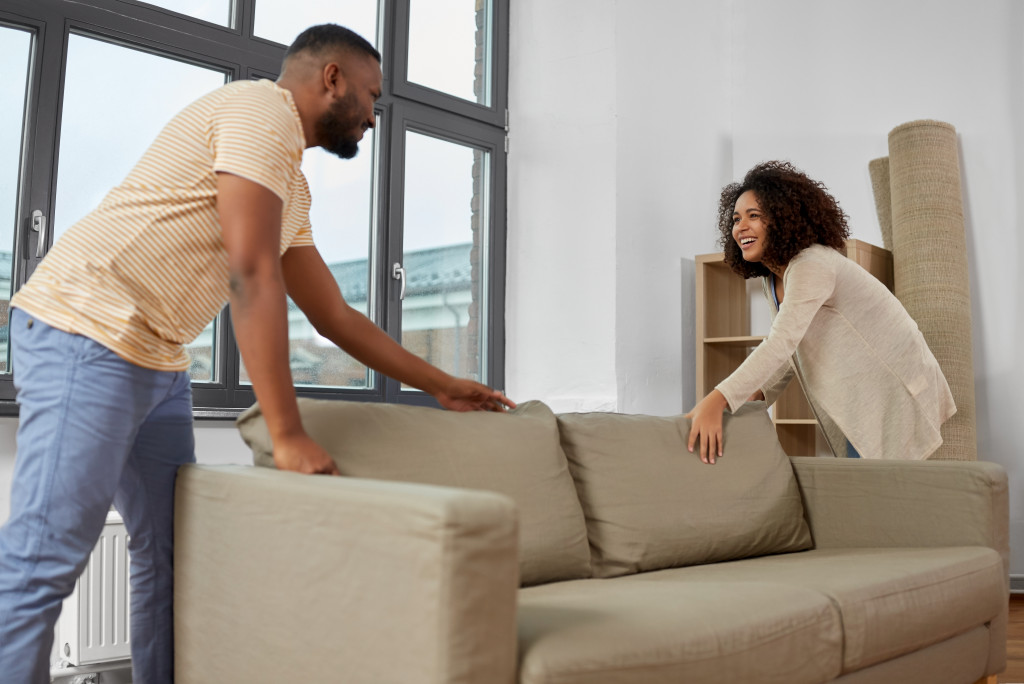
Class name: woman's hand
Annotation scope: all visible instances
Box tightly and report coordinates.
[685,390,729,464]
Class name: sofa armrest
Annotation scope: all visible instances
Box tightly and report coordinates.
[790,457,1009,572]
[174,465,519,684]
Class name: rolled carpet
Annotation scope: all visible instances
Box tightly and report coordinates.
[868,156,893,251]
[887,119,976,461]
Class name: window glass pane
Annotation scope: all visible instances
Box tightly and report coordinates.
[400,132,487,388]
[139,0,233,27]
[54,34,227,381]
[55,35,227,240]
[187,319,218,383]
[239,126,378,389]
[408,0,489,105]
[0,26,31,374]
[253,0,378,49]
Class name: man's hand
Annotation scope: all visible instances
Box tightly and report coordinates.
[436,377,517,412]
[272,432,340,475]
[684,389,729,464]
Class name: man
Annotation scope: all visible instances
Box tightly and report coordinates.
[0,24,513,683]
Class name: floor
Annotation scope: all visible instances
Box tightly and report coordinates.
[1001,594,1024,683]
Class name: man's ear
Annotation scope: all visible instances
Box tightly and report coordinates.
[322,61,346,96]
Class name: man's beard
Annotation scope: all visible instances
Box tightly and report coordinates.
[316,91,364,159]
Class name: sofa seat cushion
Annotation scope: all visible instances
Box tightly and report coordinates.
[622,546,1005,673]
[237,399,591,586]
[517,578,842,684]
[556,402,811,577]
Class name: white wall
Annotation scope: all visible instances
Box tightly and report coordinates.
[508,0,1023,575]
[505,0,619,412]
[613,1,735,415]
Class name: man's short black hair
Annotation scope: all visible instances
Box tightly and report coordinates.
[285,24,381,64]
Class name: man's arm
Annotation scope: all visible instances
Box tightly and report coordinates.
[217,172,339,474]
[280,244,514,412]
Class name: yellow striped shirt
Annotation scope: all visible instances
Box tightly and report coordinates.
[12,79,314,371]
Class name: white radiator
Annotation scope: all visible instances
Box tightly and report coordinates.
[57,510,132,666]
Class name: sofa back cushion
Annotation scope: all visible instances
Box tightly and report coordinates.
[556,402,812,578]
[237,399,591,586]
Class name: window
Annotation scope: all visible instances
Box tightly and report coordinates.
[407,0,489,104]
[399,131,490,386]
[0,24,32,374]
[0,0,508,416]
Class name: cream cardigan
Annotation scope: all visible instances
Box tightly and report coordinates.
[716,244,956,460]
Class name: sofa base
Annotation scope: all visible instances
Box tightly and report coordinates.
[518,547,1004,684]
[831,625,990,683]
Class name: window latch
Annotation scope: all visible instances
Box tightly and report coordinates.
[392,262,406,301]
[31,209,47,258]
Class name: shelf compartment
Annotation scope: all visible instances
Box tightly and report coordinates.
[775,379,815,422]
[697,255,750,340]
[704,336,765,347]
[775,422,820,458]
[702,344,753,397]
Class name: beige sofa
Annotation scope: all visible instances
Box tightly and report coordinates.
[174,400,1008,684]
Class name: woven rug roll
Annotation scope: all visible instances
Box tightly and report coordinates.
[888,120,976,460]
[868,156,893,250]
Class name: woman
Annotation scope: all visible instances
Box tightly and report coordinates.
[686,161,955,463]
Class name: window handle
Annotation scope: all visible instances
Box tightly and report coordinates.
[31,210,47,257]
[392,262,406,301]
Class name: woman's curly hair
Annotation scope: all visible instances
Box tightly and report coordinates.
[717,161,849,279]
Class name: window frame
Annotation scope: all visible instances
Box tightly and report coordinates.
[0,0,509,418]
[384,101,507,407]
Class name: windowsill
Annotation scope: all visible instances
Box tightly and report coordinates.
[193,408,244,420]
[0,400,244,421]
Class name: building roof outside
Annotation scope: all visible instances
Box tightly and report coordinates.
[324,242,473,304]
[0,244,474,343]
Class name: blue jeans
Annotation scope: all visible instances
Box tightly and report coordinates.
[0,309,195,683]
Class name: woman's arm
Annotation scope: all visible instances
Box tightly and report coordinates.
[686,250,837,462]
[715,253,836,412]
[760,362,794,406]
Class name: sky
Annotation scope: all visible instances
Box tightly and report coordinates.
[1,0,485,270]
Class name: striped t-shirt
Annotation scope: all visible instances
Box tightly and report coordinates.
[12,79,315,371]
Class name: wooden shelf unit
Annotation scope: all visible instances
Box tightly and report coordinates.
[695,239,893,457]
